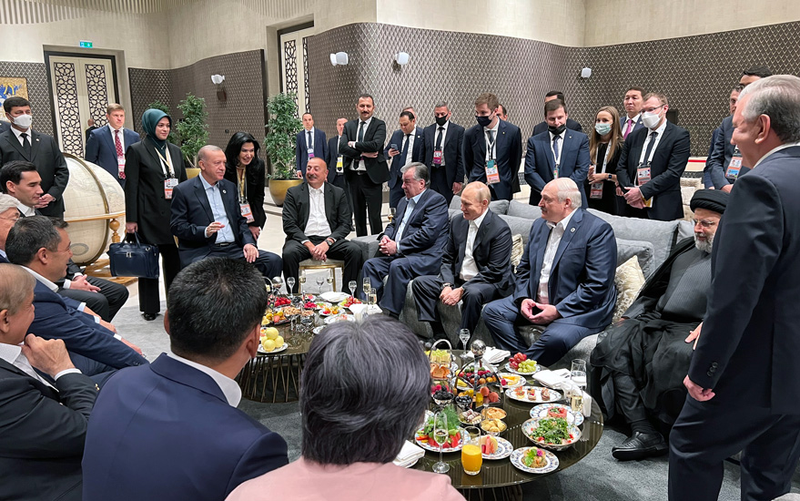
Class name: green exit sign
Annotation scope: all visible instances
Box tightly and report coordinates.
[79,40,93,48]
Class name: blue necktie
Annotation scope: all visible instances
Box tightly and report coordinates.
[307,130,312,150]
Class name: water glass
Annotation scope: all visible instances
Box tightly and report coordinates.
[348,280,357,298]
[570,359,587,390]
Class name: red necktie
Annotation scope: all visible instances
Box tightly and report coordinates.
[115,129,126,179]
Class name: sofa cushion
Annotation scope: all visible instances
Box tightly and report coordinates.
[498,215,535,245]
[510,234,524,269]
[449,196,462,211]
[489,199,510,215]
[507,201,541,219]
[616,238,655,278]
[676,220,694,242]
[587,209,679,271]
[613,256,645,323]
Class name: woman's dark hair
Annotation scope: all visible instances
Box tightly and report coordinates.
[300,316,430,465]
[224,132,261,169]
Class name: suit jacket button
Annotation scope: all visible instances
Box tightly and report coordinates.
[707,371,713,377]
[711,362,718,368]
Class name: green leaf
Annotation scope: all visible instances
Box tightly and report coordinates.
[264,93,303,180]
[174,94,209,169]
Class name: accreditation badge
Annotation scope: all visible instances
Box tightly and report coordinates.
[485,159,500,185]
[164,177,179,199]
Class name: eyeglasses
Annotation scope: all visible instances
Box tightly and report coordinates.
[692,219,717,228]
[642,104,665,113]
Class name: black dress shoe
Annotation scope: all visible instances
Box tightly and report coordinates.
[143,312,158,321]
[611,432,668,461]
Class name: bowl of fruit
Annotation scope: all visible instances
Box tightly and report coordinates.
[480,417,507,436]
[274,296,291,308]
[506,353,538,375]
[259,327,287,354]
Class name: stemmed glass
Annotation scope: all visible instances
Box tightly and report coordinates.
[286,277,296,297]
[362,277,371,301]
[432,411,450,474]
[326,270,334,292]
[368,288,377,307]
[348,280,357,299]
[315,275,325,295]
[570,359,587,413]
[271,277,283,297]
[298,272,306,296]
[458,329,471,351]
[388,207,397,223]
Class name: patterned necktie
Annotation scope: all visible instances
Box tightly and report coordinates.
[115,129,123,157]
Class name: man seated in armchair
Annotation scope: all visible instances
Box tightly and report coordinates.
[591,189,729,461]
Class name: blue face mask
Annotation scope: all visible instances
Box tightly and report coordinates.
[595,123,612,136]
[475,115,492,128]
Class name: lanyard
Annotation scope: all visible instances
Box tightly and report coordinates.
[236,167,248,202]
[597,143,611,174]
[154,147,175,178]
[550,134,562,167]
[485,130,496,161]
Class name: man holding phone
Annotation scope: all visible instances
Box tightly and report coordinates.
[482,178,617,366]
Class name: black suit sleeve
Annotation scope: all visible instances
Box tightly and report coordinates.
[471,223,512,285]
[249,160,267,228]
[329,188,352,242]
[616,137,633,188]
[124,144,143,223]
[439,222,458,284]
[170,183,212,243]
[454,127,466,183]
[339,123,359,159]
[85,130,100,163]
[47,136,70,201]
[281,187,308,243]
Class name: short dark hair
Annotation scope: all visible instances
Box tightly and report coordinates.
[545,90,565,102]
[358,94,374,106]
[302,112,313,118]
[475,92,499,111]
[399,110,415,121]
[544,98,566,116]
[224,132,261,169]
[401,162,429,185]
[167,258,268,363]
[300,316,430,465]
[499,104,508,116]
[3,96,30,113]
[625,86,645,96]
[0,161,38,193]
[6,216,67,266]
[742,66,773,79]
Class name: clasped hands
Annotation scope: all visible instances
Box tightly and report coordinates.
[622,186,646,209]
[378,235,398,256]
[305,240,329,261]
[439,286,463,306]
[520,299,560,324]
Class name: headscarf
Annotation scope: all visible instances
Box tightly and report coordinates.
[690,189,729,215]
[141,108,172,154]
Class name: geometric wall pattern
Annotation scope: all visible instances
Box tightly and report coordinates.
[303,37,311,113]
[85,63,110,127]
[284,40,299,113]
[0,61,53,136]
[52,62,83,156]
[128,67,171,134]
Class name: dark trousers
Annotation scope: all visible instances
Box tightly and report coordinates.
[389,183,404,209]
[669,396,800,501]
[360,256,414,315]
[412,276,499,334]
[59,276,129,321]
[203,244,283,281]
[330,174,352,215]
[429,166,455,206]
[138,243,181,315]
[611,372,649,425]
[347,171,383,236]
[282,237,362,293]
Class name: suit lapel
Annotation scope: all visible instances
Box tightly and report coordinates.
[192,177,214,221]
[538,134,555,171]
[103,126,115,153]
[322,183,335,225]
[2,130,29,160]
[551,209,583,270]
[0,356,59,399]
[495,121,506,161]
[299,183,311,226]
[456,217,468,268]
[29,130,40,162]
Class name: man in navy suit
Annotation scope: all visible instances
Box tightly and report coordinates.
[361,163,449,317]
[5,216,146,378]
[616,92,691,221]
[295,112,327,177]
[669,75,800,501]
[423,102,465,205]
[531,91,583,136]
[385,110,425,208]
[464,92,522,201]
[621,87,646,140]
[483,178,616,367]
[85,103,140,187]
[525,99,590,206]
[170,145,282,279]
[82,258,289,501]
[325,117,351,209]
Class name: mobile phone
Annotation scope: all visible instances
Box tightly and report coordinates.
[391,143,398,150]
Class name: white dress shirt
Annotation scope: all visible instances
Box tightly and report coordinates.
[537,209,576,305]
[304,127,316,150]
[304,184,332,238]
[167,352,242,407]
[752,141,800,169]
[200,175,236,243]
[0,342,81,385]
[353,117,373,172]
[108,124,125,152]
[638,119,669,166]
[548,130,564,168]
[459,209,488,281]
[11,124,30,146]
[394,189,425,250]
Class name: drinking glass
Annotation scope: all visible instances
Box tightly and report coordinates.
[272,276,283,296]
[458,329,471,351]
[461,426,482,475]
[368,288,377,307]
[362,277,371,299]
[298,273,306,295]
[286,277,295,297]
[570,359,587,390]
[326,270,334,291]
[315,275,325,294]
[264,278,273,294]
[348,280,357,298]
[432,412,450,474]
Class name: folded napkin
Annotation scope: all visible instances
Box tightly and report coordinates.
[533,369,571,388]
[393,440,425,468]
[480,346,510,365]
[349,303,382,321]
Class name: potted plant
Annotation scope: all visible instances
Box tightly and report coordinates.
[264,92,303,206]
[175,94,209,178]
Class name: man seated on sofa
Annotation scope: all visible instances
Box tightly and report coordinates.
[411,181,513,339]
[5,216,146,380]
[591,189,728,461]
[361,162,449,317]
[483,178,616,367]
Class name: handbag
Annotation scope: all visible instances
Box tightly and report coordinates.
[108,232,160,279]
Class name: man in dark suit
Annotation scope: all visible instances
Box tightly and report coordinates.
[483,178,616,367]
[616,92,691,221]
[325,117,351,209]
[621,87,646,140]
[531,91,583,136]
[361,163,449,317]
[0,263,98,501]
[412,181,512,337]
[340,94,389,236]
[82,258,289,501]
[5,216,146,378]
[0,120,9,134]
[170,145,282,279]
[282,157,361,292]
[295,112,328,177]
[423,102,465,206]
[464,92,522,201]
[525,99,591,206]
[0,96,69,217]
[386,110,425,208]
[668,75,800,501]
[85,103,140,187]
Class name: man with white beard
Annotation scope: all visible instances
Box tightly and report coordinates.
[590,189,729,461]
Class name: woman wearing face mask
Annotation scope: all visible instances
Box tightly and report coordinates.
[586,106,623,215]
[124,108,187,321]
[223,132,266,241]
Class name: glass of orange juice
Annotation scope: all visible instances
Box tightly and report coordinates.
[461,426,482,475]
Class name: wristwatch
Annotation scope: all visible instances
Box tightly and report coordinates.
[325,237,335,246]
[442,282,453,290]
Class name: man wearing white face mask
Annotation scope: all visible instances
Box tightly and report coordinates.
[616,92,690,221]
[0,97,69,218]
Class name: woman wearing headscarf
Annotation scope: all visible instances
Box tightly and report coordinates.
[223,132,266,240]
[124,109,186,321]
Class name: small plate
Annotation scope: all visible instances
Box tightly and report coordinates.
[505,386,563,404]
[257,342,288,355]
[414,429,467,453]
[498,373,526,389]
[510,447,560,474]
[482,436,514,460]
[324,313,353,324]
[504,362,540,375]
[320,291,349,303]
[529,403,584,426]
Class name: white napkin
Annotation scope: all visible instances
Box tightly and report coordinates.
[393,440,425,468]
[349,303,382,321]
[481,346,510,365]
[533,369,571,388]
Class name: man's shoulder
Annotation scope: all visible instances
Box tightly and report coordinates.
[500,120,520,134]
[665,121,689,137]
[579,209,614,234]
[421,189,448,208]
[566,129,589,141]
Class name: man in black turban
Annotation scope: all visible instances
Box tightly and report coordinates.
[591,189,729,461]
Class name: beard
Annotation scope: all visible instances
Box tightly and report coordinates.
[694,232,714,253]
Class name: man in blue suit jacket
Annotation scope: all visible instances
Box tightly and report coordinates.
[464,93,522,201]
[483,179,616,367]
[386,110,425,208]
[82,258,289,501]
[525,99,590,206]
[361,163,449,317]
[423,103,465,206]
[84,104,140,187]
[295,112,327,177]
[170,145,281,279]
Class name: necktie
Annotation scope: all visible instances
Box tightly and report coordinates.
[21,132,31,158]
[486,130,495,159]
[401,134,410,164]
[307,130,313,150]
[435,126,444,150]
[115,129,123,157]
[358,121,366,142]
[642,131,658,167]
[552,135,560,162]
[623,119,633,139]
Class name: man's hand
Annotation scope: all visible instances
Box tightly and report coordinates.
[36,193,55,208]
[126,222,138,233]
[440,287,464,306]
[295,170,304,178]
[623,186,645,206]
[99,319,117,334]
[361,151,378,159]
[387,147,400,158]
[684,375,715,401]
[520,299,540,322]
[249,226,261,241]
[378,235,397,256]
[121,338,143,355]
[243,244,258,263]
[310,241,329,261]
[70,275,101,292]
[615,186,625,197]
[452,182,463,195]
[83,306,98,317]
[21,334,75,377]
[205,221,225,237]
[531,303,561,324]
[721,184,733,193]
[685,322,702,350]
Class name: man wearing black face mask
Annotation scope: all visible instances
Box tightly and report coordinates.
[463,93,522,201]
[532,92,584,136]
[423,102,465,205]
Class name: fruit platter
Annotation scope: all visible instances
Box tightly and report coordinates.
[273,296,292,308]
[505,352,539,375]
[339,296,362,309]
[506,386,563,404]
[258,326,287,354]
[480,435,513,460]
[319,304,341,316]
[428,345,455,380]
[529,403,585,426]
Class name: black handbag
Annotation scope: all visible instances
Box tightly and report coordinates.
[108,233,160,279]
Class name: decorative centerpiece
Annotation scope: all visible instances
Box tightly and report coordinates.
[454,340,503,424]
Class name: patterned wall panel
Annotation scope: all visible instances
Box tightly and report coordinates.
[85,63,109,126]
[52,62,83,155]
[283,40,299,112]
[0,61,53,136]
[303,36,311,113]
[128,67,171,135]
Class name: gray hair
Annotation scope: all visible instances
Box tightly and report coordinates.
[400,162,429,185]
[553,178,582,209]
[0,193,18,214]
[300,316,431,465]
[197,145,223,162]
[739,75,800,144]
[434,101,449,110]
[0,263,35,316]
